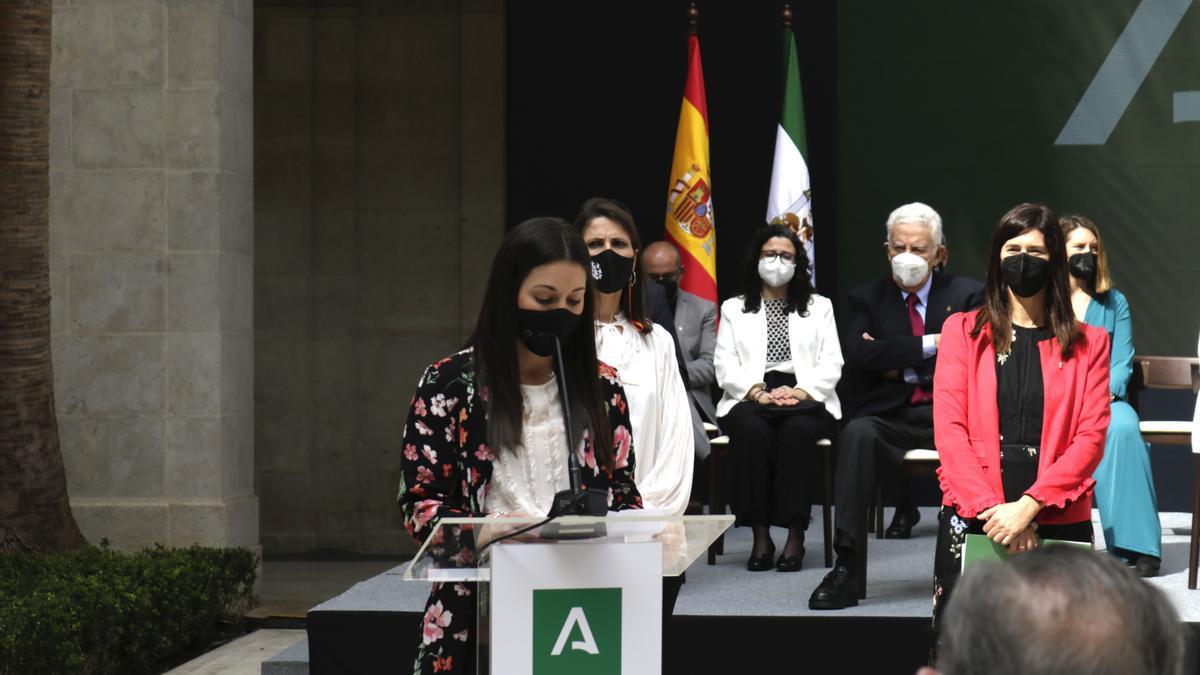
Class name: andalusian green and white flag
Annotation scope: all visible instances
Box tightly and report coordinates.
[766,24,815,283]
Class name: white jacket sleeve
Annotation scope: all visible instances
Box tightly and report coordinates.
[635,328,696,516]
[715,300,760,402]
[793,298,844,413]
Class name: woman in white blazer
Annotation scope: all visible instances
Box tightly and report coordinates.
[715,224,844,572]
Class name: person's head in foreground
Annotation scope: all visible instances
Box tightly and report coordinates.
[920,545,1183,675]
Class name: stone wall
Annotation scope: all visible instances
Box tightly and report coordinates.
[254,0,505,556]
[49,0,258,552]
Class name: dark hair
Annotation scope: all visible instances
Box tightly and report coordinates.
[573,197,653,335]
[741,224,814,316]
[470,217,613,466]
[971,203,1080,357]
[938,546,1184,675]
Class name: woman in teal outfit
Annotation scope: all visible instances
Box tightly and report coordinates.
[1062,215,1161,576]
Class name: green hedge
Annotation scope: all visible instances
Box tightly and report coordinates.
[0,543,258,675]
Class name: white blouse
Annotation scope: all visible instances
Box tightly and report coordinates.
[486,378,570,517]
[594,314,694,515]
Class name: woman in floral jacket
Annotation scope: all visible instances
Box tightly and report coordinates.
[398,217,643,675]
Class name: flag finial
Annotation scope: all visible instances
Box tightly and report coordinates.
[687,3,699,34]
[782,4,793,27]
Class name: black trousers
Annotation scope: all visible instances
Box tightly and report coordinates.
[833,404,934,548]
[719,401,834,528]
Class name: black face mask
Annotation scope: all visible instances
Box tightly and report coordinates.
[1000,253,1052,298]
[590,249,635,294]
[1068,252,1097,284]
[516,307,582,357]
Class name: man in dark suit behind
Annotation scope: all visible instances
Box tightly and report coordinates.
[643,241,718,463]
[810,202,985,609]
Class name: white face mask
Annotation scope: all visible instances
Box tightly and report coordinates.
[758,258,796,289]
[891,251,930,288]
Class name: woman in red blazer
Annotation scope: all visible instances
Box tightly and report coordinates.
[931,203,1110,623]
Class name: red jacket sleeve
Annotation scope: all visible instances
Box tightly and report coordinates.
[1025,328,1111,510]
[933,313,1003,518]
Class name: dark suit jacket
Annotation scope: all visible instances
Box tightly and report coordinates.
[841,272,985,419]
[672,290,718,424]
[648,281,714,459]
[647,280,690,390]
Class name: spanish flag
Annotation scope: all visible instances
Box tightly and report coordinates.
[665,33,717,306]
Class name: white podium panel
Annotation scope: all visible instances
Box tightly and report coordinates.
[490,540,662,675]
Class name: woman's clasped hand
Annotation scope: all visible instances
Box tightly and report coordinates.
[978,495,1042,552]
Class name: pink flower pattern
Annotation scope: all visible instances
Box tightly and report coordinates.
[430,394,449,417]
[613,425,632,469]
[598,361,620,384]
[412,501,439,530]
[610,392,627,415]
[422,601,453,645]
[400,348,642,674]
[421,445,438,465]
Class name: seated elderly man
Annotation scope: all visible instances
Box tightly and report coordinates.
[810,202,984,609]
[920,545,1184,675]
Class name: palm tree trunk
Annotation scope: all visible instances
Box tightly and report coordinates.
[0,0,87,552]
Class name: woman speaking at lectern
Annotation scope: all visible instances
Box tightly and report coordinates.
[397,217,642,675]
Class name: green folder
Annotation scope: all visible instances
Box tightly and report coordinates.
[961,533,1092,572]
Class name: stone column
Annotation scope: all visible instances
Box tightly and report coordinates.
[49,0,258,553]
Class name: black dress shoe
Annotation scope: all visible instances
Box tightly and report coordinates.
[746,541,776,572]
[808,565,859,610]
[885,507,921,539]
[1135,555,1161,578]
[775,549,805,572]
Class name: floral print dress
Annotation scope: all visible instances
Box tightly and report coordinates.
[397,347,643,675]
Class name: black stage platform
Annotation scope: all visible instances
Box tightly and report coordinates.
[297,510,1200,674]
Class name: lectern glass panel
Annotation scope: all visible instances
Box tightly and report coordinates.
[402,513,735,582]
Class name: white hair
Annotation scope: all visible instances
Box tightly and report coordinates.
[885,202,943,247]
